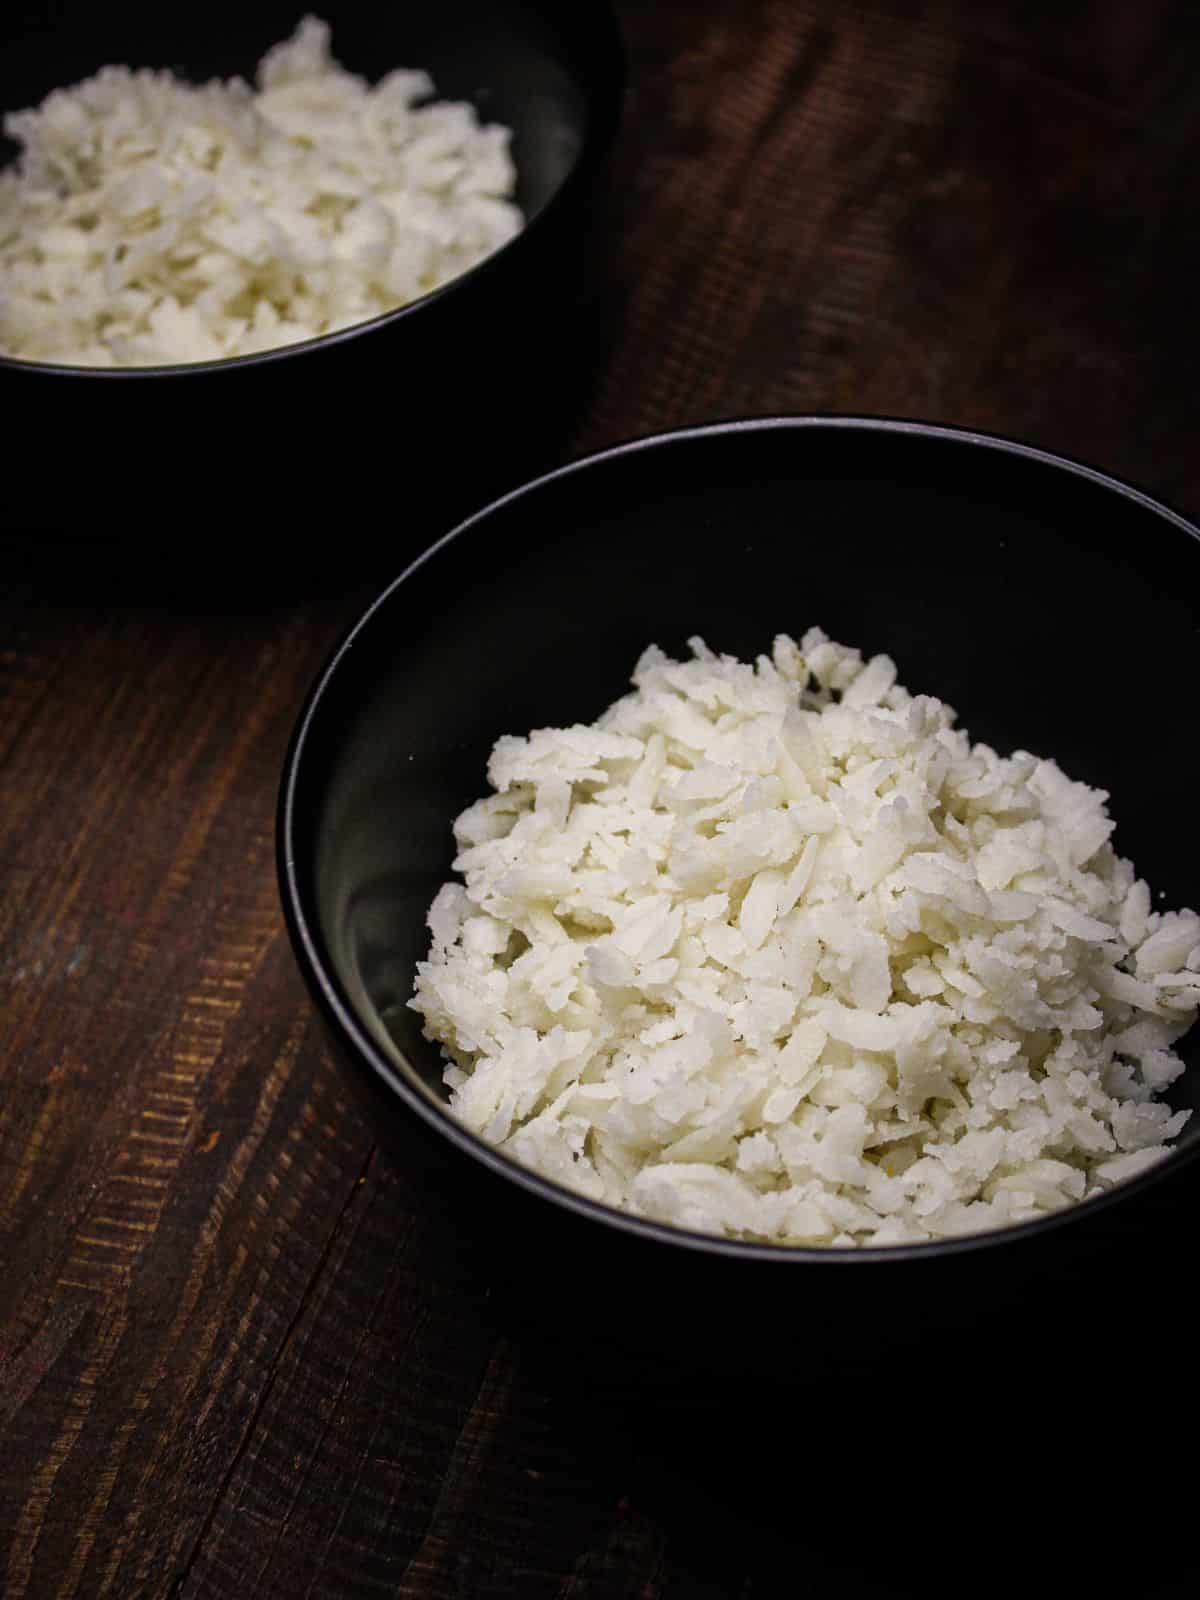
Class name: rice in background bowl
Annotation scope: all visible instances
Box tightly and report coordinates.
[0,17,524,367]
[0,0,623,531]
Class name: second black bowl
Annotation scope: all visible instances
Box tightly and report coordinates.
[1,0,623,534]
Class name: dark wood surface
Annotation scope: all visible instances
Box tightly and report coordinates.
[4,2,1200,1594]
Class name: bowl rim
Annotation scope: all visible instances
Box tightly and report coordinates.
[278,412,1200,1265]
[0,0,625,379]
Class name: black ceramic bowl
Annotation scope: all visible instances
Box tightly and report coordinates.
[279,417,1200,1384]
[1,0,622,533]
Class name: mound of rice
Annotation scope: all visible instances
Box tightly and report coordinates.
[0,16,522,366]
[411,629,1199,1247]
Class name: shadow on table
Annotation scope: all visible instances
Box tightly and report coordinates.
[519,1277,1195,1600]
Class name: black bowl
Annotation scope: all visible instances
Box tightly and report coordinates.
[1,0,623,534]
[279,417,1200,1385]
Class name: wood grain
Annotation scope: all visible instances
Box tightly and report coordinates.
[3,1,1200,1594]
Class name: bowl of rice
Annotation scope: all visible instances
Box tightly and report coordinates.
[0,2,623,531]
[278,417,1200,1379]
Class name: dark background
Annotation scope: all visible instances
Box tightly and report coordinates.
[3,1,1199,1594]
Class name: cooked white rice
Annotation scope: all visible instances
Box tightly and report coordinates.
[411,629,1199,1247]
[0,16,522,366]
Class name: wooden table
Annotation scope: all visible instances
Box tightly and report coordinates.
[4,2,1199,1593]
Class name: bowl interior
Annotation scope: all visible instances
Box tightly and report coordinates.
[294,420,1200,1153]
[1,0,603,236]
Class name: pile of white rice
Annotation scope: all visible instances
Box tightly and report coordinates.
[416,630,1200,1241]
[411,629,1200,1247]
[0,16,522,366]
